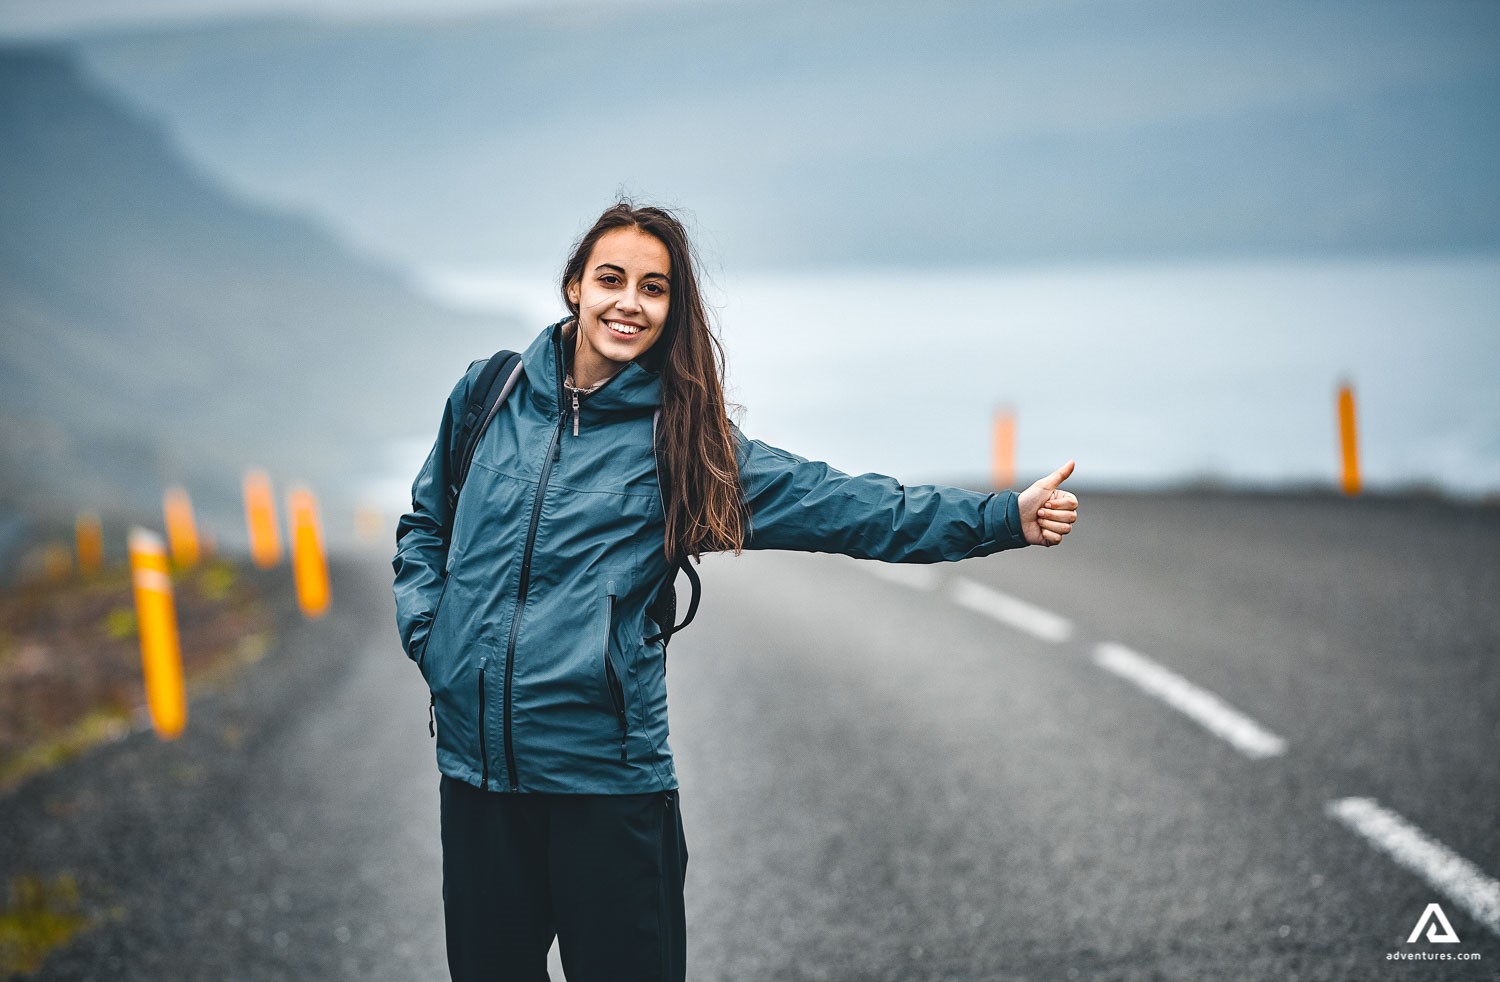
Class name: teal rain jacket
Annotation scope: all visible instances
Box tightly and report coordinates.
[393,321,1028,794]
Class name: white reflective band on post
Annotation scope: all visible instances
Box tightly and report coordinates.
[864,563,940,591]
[128,528,165,554]
[131,569,172,593]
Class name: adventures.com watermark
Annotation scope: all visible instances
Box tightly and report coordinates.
[1385,904,1484,963]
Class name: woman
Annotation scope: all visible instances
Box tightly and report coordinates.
[393,202,1078,981]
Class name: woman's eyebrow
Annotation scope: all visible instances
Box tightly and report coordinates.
[593,262,671,282]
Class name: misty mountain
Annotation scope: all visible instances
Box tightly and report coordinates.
[0,45,523,536]
[63,0,1500,273]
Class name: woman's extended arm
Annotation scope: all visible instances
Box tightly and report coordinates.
[735,430,1077,563]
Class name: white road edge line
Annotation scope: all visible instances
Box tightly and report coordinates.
[862,563,940,591]
[1327,797,1500,939]
[1093,642,1288,760]
[951,578,1073,643]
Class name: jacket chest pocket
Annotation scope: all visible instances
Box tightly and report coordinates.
[599,575,631,762]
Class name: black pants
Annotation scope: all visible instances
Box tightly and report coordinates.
[439,776,688,982]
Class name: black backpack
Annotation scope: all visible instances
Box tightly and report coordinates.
[445,349,700,650]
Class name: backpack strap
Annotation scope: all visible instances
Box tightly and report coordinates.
[446,350,523,513]
[644,559,700,648]
[645,406,704,649]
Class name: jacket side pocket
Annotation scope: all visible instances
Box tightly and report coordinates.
[416,573,451,681]
[602,578,628,762]
[477,651,490,790]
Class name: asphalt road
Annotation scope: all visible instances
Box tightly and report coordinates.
[2,492,1497,981]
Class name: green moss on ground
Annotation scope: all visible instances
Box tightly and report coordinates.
[0,558,275,794]
[0,874,91,976]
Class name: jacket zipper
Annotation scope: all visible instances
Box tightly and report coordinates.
[572,388,581,437]
[499,327,570,791]
[602,587,627,761]
[501,410,567,792]
[477,661,489,790]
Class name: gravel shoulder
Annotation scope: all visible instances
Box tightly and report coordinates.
[0,553,447,982]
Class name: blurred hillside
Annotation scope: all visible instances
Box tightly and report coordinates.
[64,1,1500,272]
[3,5,1498,505]
[0,45,523,539]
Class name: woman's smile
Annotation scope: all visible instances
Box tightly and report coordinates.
[604,318,645,337]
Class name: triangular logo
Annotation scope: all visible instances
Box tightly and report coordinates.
[1405,903,1460,944]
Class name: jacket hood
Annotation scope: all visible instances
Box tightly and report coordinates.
[522,318,663,417]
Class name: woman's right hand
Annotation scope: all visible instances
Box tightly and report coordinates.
[1018,460,1079,547]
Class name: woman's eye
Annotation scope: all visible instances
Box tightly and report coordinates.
[643,283,665,295]
[599,274,620,286]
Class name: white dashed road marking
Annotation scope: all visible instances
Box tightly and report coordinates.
[1093,641,1288,759]
[1327,797,1500,939]
[862,563,940,591]
[885,568,1495,941]
[952,578,1074,644]
[896,574,1282,760]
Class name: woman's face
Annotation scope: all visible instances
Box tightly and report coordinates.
[566,226,671,386]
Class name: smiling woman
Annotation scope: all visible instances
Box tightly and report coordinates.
[392,199,1079,981]
[558,204,748,563]
[565,227,670,388]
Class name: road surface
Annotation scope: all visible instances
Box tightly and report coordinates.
[2,491,1497,980]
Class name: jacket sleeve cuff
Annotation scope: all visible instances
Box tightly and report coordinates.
[987,491,1027,549]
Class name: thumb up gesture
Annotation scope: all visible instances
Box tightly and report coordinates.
[1018,460,1079,547]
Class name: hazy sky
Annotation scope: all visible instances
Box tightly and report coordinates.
[4,1,1496,497]
[0,0,703,36]
[64,0,1500,270]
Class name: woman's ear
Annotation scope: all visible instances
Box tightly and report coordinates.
[565,278,580,307]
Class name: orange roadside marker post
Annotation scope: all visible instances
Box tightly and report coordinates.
[1337,381,1361,496]
[76,513,104,575]
[992,407,1016,490]
[243,469,283,568]
[354,505,385,545]
[162,486,201,569]
[42,544,72,581]
[289,487,331,618]
[128,528,187,740]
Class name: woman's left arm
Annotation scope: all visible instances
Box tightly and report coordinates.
[736,430,1078,563]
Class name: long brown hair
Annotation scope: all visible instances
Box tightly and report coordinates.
[561,202,746,561]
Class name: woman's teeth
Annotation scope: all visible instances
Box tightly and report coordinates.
[607,321,641,335]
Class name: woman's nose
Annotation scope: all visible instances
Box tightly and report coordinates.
[615,290,642,313]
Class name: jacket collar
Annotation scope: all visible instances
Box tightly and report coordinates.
[521,318,662,416]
